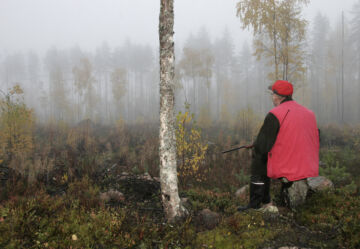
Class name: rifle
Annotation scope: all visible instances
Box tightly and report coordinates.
[221,145,254,154]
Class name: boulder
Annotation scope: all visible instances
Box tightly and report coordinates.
[278,247,310,249]
[278,247,311,249]
[99,192,110,202]
[119,172,130,180]
[235,185,249,200]
[140,172,153,181]
[197,209,221,230]
[260,204,279,214]
[307,176,334,192]
[281,179,308,210]
[100,189,125,203]
[281,176,334,209]
[181,197,189,205]
[262,247,310,249]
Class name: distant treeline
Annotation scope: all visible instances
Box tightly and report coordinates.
[1,3,360,125]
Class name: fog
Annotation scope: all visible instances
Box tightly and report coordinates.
[0,0,356,52]
[0,0,359,125]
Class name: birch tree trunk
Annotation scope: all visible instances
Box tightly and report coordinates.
[159,0,187,223]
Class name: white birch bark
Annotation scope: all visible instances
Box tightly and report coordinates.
[159,0,187,223]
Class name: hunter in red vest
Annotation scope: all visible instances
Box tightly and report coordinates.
[238,80,319,212]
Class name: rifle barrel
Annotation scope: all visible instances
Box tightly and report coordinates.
[222,145,251,154]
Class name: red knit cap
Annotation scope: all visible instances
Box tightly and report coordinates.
[271,80,293,96]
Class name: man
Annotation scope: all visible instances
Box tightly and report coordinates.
[238,80,319,211]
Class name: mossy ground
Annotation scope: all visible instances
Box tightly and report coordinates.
[0,178,359,249]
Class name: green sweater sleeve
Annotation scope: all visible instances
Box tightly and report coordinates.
[250,112,280,176]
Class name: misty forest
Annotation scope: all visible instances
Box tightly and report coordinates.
[0,0,359,248]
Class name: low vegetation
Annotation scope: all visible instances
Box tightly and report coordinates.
[0,94,359,248]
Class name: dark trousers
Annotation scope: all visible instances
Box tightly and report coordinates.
[248,175,271,208]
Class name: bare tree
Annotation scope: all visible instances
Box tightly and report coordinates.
[159,0,187,223]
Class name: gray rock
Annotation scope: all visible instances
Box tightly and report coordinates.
[262,247,310,249]
[197,209,221,230]
[282,179,308,209]
[281,176,334,209]
[181,197,189,205]
[119,172,130,180]
[259,204,279,214]
[307,176,334,192]
[141,172,153,181]
[278,247,310,249]
[99,192,111,202]
[235,185,249,200]
[100,189,125,203]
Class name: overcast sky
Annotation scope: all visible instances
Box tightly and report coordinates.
[0,0,358,54]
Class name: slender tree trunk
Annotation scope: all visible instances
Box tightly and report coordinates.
[105,73,109,123]
[341,11,345,123]
[216,73,222,120]
[272,2,279,80]
[159,0,186,223]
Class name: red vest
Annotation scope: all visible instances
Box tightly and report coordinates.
[267,101,319,181]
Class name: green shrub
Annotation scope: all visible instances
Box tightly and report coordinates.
[320,150,352,187]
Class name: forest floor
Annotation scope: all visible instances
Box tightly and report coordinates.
[2,168,358,249]
[106,173,359,249]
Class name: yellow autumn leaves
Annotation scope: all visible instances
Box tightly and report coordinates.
[176,108,208,186]
[0,85,34,163]
[237,0,308,82]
